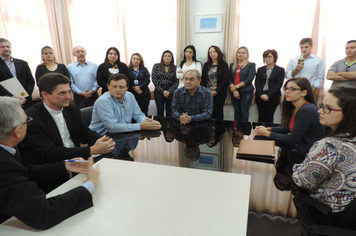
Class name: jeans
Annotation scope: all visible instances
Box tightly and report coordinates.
[154,89,173,116]
[231,90,253,121]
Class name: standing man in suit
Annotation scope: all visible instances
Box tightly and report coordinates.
[285,38,325,102]
[0,96,100,229]
[67,46,100,109]
[0,38,35,109]
[20,73,115,165]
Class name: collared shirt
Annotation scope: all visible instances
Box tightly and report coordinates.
[0,143,16,155]
[171,85,213,122]
[328,57,356,88]
[43,102,76,148]
[286,54,325,89]
[89,91,147,135]
[67,61,99,94]
[0,56,17,77]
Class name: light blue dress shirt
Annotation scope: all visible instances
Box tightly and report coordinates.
[285,54,325,89]
[67,61,99,94]
[89,91,146,135]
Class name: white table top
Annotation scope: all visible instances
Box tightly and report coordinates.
[0,158,251,236]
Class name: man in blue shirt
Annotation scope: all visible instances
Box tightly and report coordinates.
[67,46,99,109]
[172,69,213,125]
[89,73,161,135]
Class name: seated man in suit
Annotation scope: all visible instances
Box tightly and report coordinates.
[20,73,115,165]
[89,73,161,135]
[0,38,35,109]
[172,69,213,125]
[0,96,99,229]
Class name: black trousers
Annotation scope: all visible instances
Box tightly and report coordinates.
[73,92,98,109]
[256,94,280,123]
[154,89,173,116]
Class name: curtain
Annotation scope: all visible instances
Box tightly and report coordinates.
[44,0,73,65]
[176,0,191,63]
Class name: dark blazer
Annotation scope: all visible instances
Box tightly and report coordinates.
[0,58,35,109]
[229,62,256,93]
[254,65,285,98]
[201,61,229,94]
[127,66,151,97]
[0,147,93,230]
[96,62,130,94]
[20,102,101,165]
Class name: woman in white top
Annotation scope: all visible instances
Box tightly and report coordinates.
[176,45,202,88]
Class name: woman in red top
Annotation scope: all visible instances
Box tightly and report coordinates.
[255,77,325,169]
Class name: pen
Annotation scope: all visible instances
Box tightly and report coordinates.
[64,160,88,163]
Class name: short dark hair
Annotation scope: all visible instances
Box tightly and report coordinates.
[347,40,356,44]
[0,38,10,44]
[328,86,356,139]
[107,73,129,87]
[38,73,70,95]
[300,38,313,46]
[262,49,278,63]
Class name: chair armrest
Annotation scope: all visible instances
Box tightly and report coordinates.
[305,196,332,215]
[314,224,356,236]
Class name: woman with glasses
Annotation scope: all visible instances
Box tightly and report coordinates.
[151,50,178,116]
[255,77,325,169]
[254,49,285,123]
[201,45,229,120]
[127,53,151,116]
[292,86,356,228]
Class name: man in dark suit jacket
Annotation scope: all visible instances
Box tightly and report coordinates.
[0,38,35,109]
[0,96,99,230]
[20,72,115,165]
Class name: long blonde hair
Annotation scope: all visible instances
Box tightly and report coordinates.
[232,46,249,71]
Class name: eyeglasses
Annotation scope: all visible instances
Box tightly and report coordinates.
[346,66,350,72]
[23,117,33,126]
[318,103,342,114]
[283,87,301,92]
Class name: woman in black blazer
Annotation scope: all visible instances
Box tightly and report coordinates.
[97,47,129,94]
[201,45,229,120]
[229,46,256,121]
[254,49,285,123]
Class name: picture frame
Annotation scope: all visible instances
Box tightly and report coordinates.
[195,14,223,33]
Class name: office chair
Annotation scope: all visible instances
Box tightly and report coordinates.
[292,184,356,236]
[80,106,93,128]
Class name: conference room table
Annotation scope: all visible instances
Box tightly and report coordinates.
[1,117,276,235]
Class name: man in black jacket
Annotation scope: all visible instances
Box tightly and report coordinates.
[0,96,99,229]
[20,73,115,165]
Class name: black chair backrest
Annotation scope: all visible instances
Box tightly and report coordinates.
[80,106,93,128]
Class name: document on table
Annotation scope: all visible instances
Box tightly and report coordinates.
[0,77,29,97]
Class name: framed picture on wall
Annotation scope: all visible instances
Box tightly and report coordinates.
[195,14,223,33]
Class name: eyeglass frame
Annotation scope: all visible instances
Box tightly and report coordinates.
[318,103,342,114]
[283,87,301,92]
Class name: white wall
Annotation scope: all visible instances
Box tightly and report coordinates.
[188,0,281,122]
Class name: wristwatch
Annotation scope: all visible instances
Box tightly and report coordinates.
[236,85,240,89]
